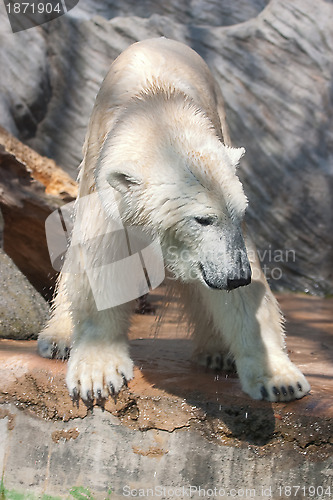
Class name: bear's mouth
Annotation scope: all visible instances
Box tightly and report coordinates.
[199,263,225,290]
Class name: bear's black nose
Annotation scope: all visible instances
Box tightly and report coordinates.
[227,275,251,291]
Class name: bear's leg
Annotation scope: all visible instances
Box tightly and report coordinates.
[64,267,134,400]
[194,274,310,402]
[38,274,73,360]
[39,266,134,400]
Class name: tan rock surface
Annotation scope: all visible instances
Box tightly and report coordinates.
[0,127,78,299]
[0,127,77,198]
[0,291,332,455]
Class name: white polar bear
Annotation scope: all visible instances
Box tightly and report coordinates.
[38,38,310,403]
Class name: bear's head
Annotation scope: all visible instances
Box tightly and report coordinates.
[95,92,252,292]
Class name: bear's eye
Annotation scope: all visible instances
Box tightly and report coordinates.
[194,216,216,226]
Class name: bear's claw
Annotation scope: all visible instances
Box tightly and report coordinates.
[122,374,128,387]
[85,390,93,402]
[260,386,269,399]
[72,387,79,399]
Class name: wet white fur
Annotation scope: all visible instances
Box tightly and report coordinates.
[39,38,310,402]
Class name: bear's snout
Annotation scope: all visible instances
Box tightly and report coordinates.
[199,249,252,291]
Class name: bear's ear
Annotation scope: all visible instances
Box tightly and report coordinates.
[224,146,246,170]
[107,170,142,195]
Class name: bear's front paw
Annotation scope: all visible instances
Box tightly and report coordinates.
[66,341,134,401]
[239,358,310,402]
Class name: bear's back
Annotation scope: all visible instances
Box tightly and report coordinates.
[79,38,230,195]
[94,38,228,143]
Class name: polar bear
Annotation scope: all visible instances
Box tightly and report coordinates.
[38,38,310,403]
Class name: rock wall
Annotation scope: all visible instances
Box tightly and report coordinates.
[0,0,332,294]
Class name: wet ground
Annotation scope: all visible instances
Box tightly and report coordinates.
[129,291,333,415]
[0,290,332,451]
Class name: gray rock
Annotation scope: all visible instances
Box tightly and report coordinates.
[1,403,333,499]
[0,249,49,339]
[0,0,332,294]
